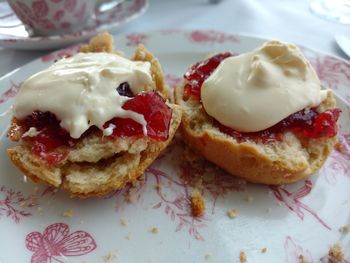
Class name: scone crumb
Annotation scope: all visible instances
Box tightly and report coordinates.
[62,210,73,218]
[190,189,205,217]
[298,255,309,263]
[261,247,267,253]
[204,254,211,260]
[227,208,238,219]
[125,232,132,240]
[339,224,350,234]
[245,195,254,202]
[154,184,161,190]
[149,227,159,234]
[239,250,247,263]
[19,201,27,207]
[102,252,116,262]
[120,218,128,226]
[328,243,345,263]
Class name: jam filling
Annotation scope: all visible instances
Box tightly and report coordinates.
[20,91,172,165]
[184,53,340,143]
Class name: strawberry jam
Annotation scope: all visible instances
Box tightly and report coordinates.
[22,111,73,165]
[218,108,341,143]
[20,91,172,165]
[184,52,233,98]
[105,91,172,141]
[184,53,341,143]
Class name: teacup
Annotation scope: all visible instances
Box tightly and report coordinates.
[7,0,120,36]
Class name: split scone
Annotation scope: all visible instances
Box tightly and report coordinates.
[175,41,340,185]
[7,32,182,197]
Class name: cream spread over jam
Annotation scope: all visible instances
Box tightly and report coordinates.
[13,52,153,139]
[201,40,328,132]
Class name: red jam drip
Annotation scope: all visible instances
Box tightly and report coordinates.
[105,91,172,141]
[21,91,172,165]
[184,52,341,142]
[22,111,73,165]
[184,52,233,98]
[218,108,341,143]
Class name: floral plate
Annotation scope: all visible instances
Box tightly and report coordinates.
[0,0,148,50]
[0,30,349,263]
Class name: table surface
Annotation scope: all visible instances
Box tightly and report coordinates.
[0,0,349,77]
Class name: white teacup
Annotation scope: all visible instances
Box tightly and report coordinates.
[7,0,120,36]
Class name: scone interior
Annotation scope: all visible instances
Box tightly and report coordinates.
[175,46,339,185]
[7,32,182,197]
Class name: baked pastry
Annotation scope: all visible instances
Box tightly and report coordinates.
[175,41,340,185]
[7,32,182,197]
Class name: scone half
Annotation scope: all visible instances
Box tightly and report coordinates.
[7,33,182,197]
[175,43,339,185]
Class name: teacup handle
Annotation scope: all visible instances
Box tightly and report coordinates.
[96,0,125,13]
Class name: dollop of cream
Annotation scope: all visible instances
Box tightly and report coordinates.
[201,40,328,132]
[13,52,154,139]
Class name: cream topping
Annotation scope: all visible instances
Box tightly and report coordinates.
[13,52,153,139]
[201,40,328,132]
[22,127,41,138]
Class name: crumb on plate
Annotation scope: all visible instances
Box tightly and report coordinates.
[149,227,159,234]
[339,224,350,234]
[261,247,267,253]
[190,189,205,217]
[62,210,73,218]
[227,208,238,219]
[102,252,116,262]
[239,250,247,263]
[328,243,345,263]
[120,218,128,226]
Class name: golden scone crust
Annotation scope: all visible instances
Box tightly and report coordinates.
[175,81,338,185]
[7,32,182,197]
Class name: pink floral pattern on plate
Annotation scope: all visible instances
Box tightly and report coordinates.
[126,33,149,46]
[309,55,350,90]
[284,236,313,263]
[0,185,38,223]
[0,80,21,105]
[187,30,240,44]
[270,180,331,230]
[26,222,97,263]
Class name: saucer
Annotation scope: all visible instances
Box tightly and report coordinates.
[0,0,148,50]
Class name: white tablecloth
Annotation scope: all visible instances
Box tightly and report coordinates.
[0,0,349,77]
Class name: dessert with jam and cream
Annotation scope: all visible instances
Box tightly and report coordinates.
[7,32,182,197]
[175,40,340,184]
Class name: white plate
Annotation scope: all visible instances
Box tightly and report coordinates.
[0,30,349,263]
[0,0,148,50]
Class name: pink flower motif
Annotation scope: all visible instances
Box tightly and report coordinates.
[322,133,350,184]
[165,74,182,89]
[284,236,313,263]
[0,80,22,105]
[0,186,38,223]
[74,2,86,20]
[53,10,65,21]
[309,55,350,90]
[32,0,49,18]
[51,0,63,2]
[147,167,207,241]
[270,180,331,230]
[64,0,77,12]
[26,223,97,263]
[188,30,240,44]
[126,33,148,47]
